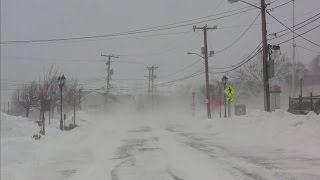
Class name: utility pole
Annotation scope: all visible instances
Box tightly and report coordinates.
[145,67,152,97]
[192,92,196,117]
[101,54,119,103]
[292,0,296,97]
[73,92,76,126]
[151,66,158,109]
[260,0,271,112]
[193,25,217,119]
[219,84,222,118]
[146,66,158,109]
[222,76,228,118]
[151,66,158,96]
[7,101,9,114]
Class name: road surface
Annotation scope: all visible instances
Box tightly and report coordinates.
[25,112,320,180]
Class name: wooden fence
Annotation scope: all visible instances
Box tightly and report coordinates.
[288,93,320,115]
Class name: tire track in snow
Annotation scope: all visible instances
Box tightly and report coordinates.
[166,125,320,180]
[111,126,173,180]
[166,125,271,180]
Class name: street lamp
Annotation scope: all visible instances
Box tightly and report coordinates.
[58,75,66,131]
[222,75,228,118]
[187,51,214,59]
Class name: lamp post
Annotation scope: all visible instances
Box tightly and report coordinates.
[187,50,214,119]
[58,75,66,131]
[222,75,228,118]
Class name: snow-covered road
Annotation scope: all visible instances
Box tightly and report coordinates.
[1,110,320,180]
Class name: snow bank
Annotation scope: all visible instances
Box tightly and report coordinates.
[170,109,320,157]
[1,111,92,180]
[1,112,39,138]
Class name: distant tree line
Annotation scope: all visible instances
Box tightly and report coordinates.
[11,66,82,119]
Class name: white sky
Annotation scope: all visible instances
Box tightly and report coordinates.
[1,0,320,105]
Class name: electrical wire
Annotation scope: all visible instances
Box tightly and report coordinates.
[209,0,225,15]
[277,24,320,45]
[267,0,292,11]
[210,42,262,70]
[267,11,320,47]
[268,12,320,40]
[1,6,257,44]
[215,13,261,54]
[157,58,203,78]
[155,68,205,87]
[210,47,263,74]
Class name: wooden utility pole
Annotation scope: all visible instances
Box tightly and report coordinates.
[146,66,158,109]
[292,0,296,97]
[7,101,9,114]
[73,93,76,126]
[151,66,158,95]
[146,67,152,97]
[260,0,270,112]
[101,54,119,103]
[193,25,217,119]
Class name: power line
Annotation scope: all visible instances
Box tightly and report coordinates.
[218,8,320,29]
[209,0,225,15]
[277,24,320,45]
[215,13,261,54]
[267,0,292,11]
[157,58,202,78]
[267,11,320,47]
[210,23,320,74]
[278,37,320,53]
[154,68,205,87]
[210,47,263,74]
[1,6,256,44]
[268,12,320,40]
[210,42,262,70]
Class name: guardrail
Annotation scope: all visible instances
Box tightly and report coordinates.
[288,93,320,115]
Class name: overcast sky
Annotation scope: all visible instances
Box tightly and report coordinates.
[1,0,320,105]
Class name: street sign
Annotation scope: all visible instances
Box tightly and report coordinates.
[224,85,236,97]
[227,96,234,102]
[211,97,221,107]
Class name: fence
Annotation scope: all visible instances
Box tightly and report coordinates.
[288,93,320,115]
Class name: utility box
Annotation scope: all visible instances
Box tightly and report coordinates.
[268,60,275,78]
[270,85,281,111]
[234,104,246,116]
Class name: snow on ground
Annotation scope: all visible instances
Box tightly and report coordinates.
[1,108,320,180]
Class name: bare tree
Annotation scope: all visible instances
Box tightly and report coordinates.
[229,51,291,94]
[64,79,79,109]
[64,79,82,126]
[47,76,59,119]
[36,65,58,134]
[37,66,58,114]
[309,55,320,74]
[11,81,38,117]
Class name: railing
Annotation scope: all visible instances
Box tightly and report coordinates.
[288,93,320,115]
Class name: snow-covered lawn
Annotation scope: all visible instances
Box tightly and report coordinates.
[1,109,319,180]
